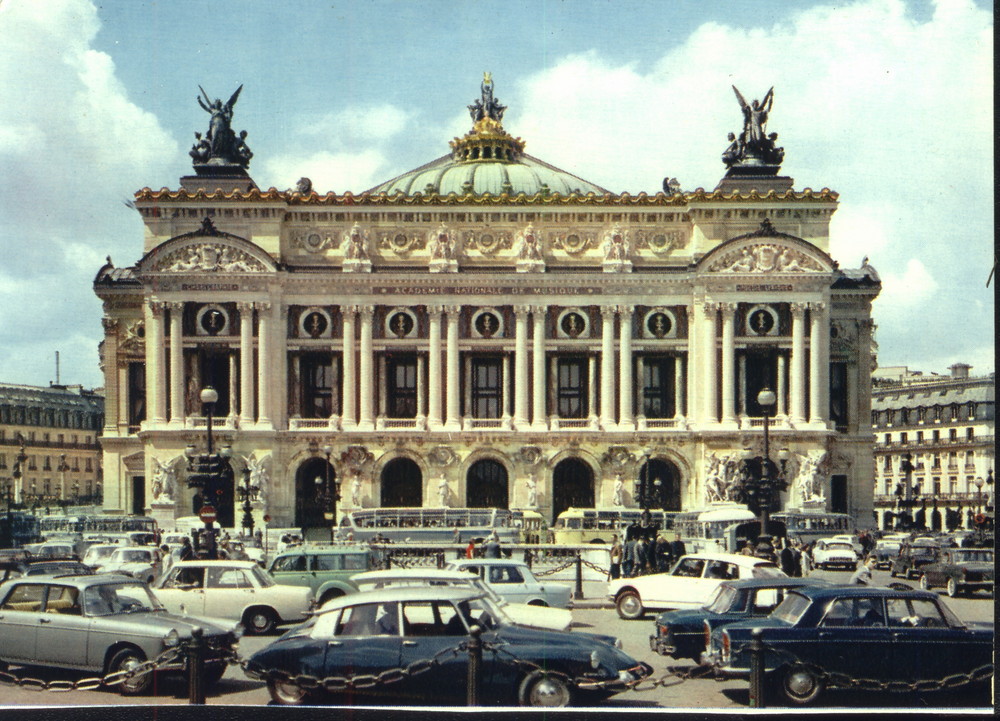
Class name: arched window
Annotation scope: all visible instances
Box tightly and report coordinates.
[381,458,422,508]
[551,459,594,523]
[466,459,508,509]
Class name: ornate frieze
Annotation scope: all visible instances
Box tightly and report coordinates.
[291,229,335,253]
[379,229,426,257]
[635,229,688,255]
[550,230,593,256]
[707,243,824,273]
[156,243,267,273]
[465,229,512,257]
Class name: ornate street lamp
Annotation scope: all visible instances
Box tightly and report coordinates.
[313,444,338,531]
[185,386,225,558]
[238,465,260,536]
[737,388,788,561]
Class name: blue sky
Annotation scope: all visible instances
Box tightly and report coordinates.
[0,0,993,388]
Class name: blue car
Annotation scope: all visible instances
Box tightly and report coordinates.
[245,586,652,707]
[705,585,994,705]
[650,577,828,661]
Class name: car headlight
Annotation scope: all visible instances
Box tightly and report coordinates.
[164,628,180,647]
[591,650,601,669]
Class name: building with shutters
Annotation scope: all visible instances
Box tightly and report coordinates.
[93,76,880,532]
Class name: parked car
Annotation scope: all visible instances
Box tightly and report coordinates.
[81,544,121,571]
[890,540,940,579]
[152,560,313,635]
[446,559,573,609]
[810,539,858,570]
[918,547,995,597]
[870,539,902,570]
[22,542,78,560]
[828,534,863,555]
[704,585,994,705]
[99,547,161,584]
[0,573,240,694]
[351,568,573,631]
[608,553,785,620]
[243,586,652,707]
[650,577,829,661]
[267,544,372,605]
[0,558,94,583]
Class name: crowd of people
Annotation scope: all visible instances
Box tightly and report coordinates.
[607,531,688,579]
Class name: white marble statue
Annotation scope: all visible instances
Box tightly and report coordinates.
[525,475,538,508]
[151,457,177,502]
[613,474,625,506]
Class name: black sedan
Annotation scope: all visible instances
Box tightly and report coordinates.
[705,585,994,705]
[650,577,828,661]
[244,586,652,707]
[918,547,994,597]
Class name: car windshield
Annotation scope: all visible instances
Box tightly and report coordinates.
[114,550,151,563]
[952,550,994,563]
[249,564,274,587]
[751,563,786,579]
[705,584,743,613]
[826,543,854,552]
[770,591,811,625]
[83,582,163,616]
[85,546,117,562]
[456,596,504,631]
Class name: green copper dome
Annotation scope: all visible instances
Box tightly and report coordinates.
[366,75,610,197]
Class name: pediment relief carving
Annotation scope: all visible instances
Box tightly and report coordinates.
[154,242,269,273]
[706,242,826,273]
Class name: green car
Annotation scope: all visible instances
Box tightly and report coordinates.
[267,545,372,606]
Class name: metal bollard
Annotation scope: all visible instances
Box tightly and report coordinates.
[575,552,584,599]
[748,627,765,708]
[466,624,482,706]
[187,626,205,705]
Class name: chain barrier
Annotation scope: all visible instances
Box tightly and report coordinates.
[726,639,995,696]
[579,558,611,577]
[532,560,576,577]
[0,645,183,693]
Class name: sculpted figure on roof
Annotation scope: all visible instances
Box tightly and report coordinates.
[193,84,252,168]
[724,86,785,169]
[468,72,506,124]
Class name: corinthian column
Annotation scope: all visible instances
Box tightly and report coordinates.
[617,305,634,430]
[341,306,357,429]
[702,302,719,424]
[168,302,185,426]
[427,305,443,429]
[531,306,547,430]
[720,302,737,427]
[513,306,530,428]
[444,306,462,430]
[600,307,616,429]
[809,301,829,427]
[790,303,807,426]
[358,305,375,430]
[238,302,255,427]
[144,300,167,425]
[256,302,273,428]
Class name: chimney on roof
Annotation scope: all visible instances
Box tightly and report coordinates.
[949,363,971,379]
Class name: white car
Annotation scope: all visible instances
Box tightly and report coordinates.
[151,560,313,635]
[608,553,786,619]
[828,534,863,555]
[83,543,126,571]
[446,559,573,608]
[351,567,574,631]
[99,546,161,583]
[810,539,859,570]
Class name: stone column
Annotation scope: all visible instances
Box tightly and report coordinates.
[444,305,461,430]
[416,354,427,424]
[256,302,273,427]
[685,306,697,421]
[358,305,375,430]
[674,354,685,419]
[378,355,388,418]
[531,306,547,429]
[809,301,829,427]
[720,302,737,426]
[702,302,719,424]
[846,361,858,432]
[635,355,646,421]
[777,354,788,419]
[341,306,357,429]
[737,353,747,418]
[144,300,167,425]
[600,306,616,428]
[228,352,238,420]
[168,302,185,426]
[427,305,443,429]
[790,303,807,426]
[617,305,634,429]
[513,306,530,428]
[502,354,511,420]
[588,355,597,422]
[238,302,255,427]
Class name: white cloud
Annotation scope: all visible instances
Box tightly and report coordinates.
[877,258,939,309]
[0,0,178,386]
[301,105,413,143]
[261,149,391,194]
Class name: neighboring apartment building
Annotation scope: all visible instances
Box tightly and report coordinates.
[93,76,880,532]
[872,363,995,530]
[0,383,105,507]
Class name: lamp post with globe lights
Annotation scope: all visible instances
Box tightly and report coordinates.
[738,387,789,561]
[312,444,339,539]
[185,386,230,558]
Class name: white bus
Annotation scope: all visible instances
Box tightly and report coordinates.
[674,504,787,554]
[771,510,854,545]
[334,507,526,544]
[551,508,679,545]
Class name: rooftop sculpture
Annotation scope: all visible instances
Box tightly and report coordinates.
[190,85,252,169]
[722,86,785,170]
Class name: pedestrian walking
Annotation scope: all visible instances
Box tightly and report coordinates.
[609,535,622,580]
[633,535,648,575]
[779,540,797,576]
[483,531,501,559]
[622,535,636,578]
[655,534,671,572]
[669,533,687,561]
[158,544,174,580]
[849,557,876,585]
[465,539,476,559]
[179,536,194,561]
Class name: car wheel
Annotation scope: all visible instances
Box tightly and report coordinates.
[267,678,309,705]
[518,670,573,707]
[108,647,152,696]
[946,577,959,598]
[615,590,645,620]
[918,574,929,590]
[781,664,825,705]
[318,589,345,606]
[526,599,549,607]
[243,607,278,635]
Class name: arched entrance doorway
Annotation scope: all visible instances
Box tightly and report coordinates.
[295,457,337,528]
[466,459,509,508]
[381,458,423,507]
[637,458,682,511]
[551,458,594,523]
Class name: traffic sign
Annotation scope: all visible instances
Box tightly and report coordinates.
[199,505,218,523]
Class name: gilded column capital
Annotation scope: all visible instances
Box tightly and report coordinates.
[513,305,532,318]
[601,306,617,320]
[791,302,809,315]
[236,301,255,314]
[359,305,375,321]
[257,301,272,313]
[166,301,185,313]
[614,305,633,318]
[444,304,463,319]
[426,304,445,315]
[703,301,721,313]
[147,300,166,316]
[342,304,359,316]
[530,304,548,316]
[719,302,739,314]
[808,301,827,313]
